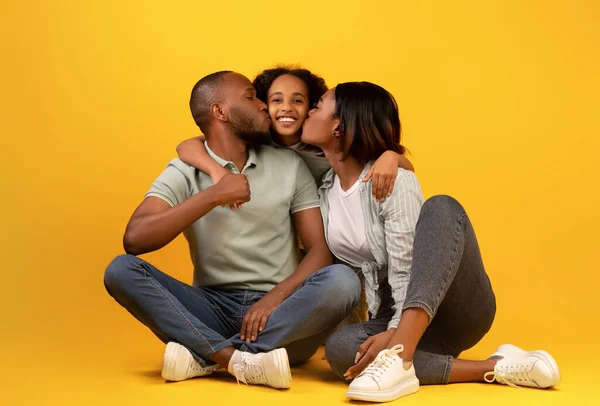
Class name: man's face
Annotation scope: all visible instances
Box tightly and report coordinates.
[224,73,272,145]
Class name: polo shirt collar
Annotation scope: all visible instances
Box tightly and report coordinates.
[205,141,258,172]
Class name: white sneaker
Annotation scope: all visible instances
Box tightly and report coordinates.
[232,348,292,389]
[161,342,220,382]
[484,344,560,388]
[346,344,420,402]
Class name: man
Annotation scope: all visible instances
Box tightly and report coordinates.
[104,71,361,389]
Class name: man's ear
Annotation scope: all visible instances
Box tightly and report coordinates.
[210,103,229,122]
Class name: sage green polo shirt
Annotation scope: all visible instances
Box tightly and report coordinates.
[145,142,320,292]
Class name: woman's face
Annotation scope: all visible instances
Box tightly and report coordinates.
[267,74,310,141]
[301,88,339,148]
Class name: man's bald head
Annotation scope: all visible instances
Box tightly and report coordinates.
[189,71,272,145]
[189,70,232,133]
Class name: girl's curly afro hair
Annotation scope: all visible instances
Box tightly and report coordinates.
[252,66,328,109]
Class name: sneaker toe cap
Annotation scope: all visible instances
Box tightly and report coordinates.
[532,360,559,388]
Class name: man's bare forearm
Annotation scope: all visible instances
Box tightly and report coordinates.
[124,171,250,256]
[123,189,221,255]
[266,242,333,302]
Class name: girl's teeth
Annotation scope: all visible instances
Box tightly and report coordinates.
[278,117,296,122]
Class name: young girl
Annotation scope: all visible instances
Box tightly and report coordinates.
[301,82,560,402]
[177,66,415,200]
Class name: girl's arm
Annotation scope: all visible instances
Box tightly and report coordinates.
[363,151,415,201]
[176,136,229,185]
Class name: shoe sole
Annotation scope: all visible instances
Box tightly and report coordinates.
[495,344,561,388]
[346,376,419,402]
[269,348,292,389]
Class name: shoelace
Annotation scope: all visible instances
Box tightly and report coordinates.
[484,362,534,387]
[233,354,266,385]
[357,344,405,380]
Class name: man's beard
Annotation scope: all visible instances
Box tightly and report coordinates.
[230,107,271,146]
[234,129,272,146]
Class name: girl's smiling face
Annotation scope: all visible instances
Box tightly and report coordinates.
[267,74,310,144]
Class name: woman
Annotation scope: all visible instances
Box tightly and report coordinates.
[301,82,560,402]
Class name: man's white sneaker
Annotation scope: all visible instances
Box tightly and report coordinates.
[484,343,560,388]
[161,342,220,382]
[346,344,420,402]
[232,348,292,389]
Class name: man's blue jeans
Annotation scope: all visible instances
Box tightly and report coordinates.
[104,254,361,367]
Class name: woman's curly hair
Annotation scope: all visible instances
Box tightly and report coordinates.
[253,65,328,108]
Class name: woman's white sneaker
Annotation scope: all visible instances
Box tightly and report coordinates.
[346,344,420,402]
[485,344,560,388]
[161,342,220,382]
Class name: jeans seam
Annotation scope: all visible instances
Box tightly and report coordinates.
[433,212,466,315]
[137,261,218,355]
[442,355,453,384]
[414,349,453,384]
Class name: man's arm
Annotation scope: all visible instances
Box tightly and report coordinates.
[124,172,250,256]
[269,207,332,298]
[239,207,332,342]
[271,155,333,294]
[239,154,331,342]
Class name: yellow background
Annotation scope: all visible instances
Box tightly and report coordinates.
[1,0,599,404]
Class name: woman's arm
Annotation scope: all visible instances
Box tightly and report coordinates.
[343,171,424,379]
[381,171,424,330]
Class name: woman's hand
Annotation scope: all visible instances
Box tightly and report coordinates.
[344,328,396,380]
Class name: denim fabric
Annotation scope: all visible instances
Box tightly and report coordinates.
[104,256,361,367]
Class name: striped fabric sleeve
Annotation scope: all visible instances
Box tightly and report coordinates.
[381,170,425,329]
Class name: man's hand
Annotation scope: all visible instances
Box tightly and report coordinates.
[213,172,251,207]
[344,328,396,380]
[212,168,244,210]
[240,293,284,342]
